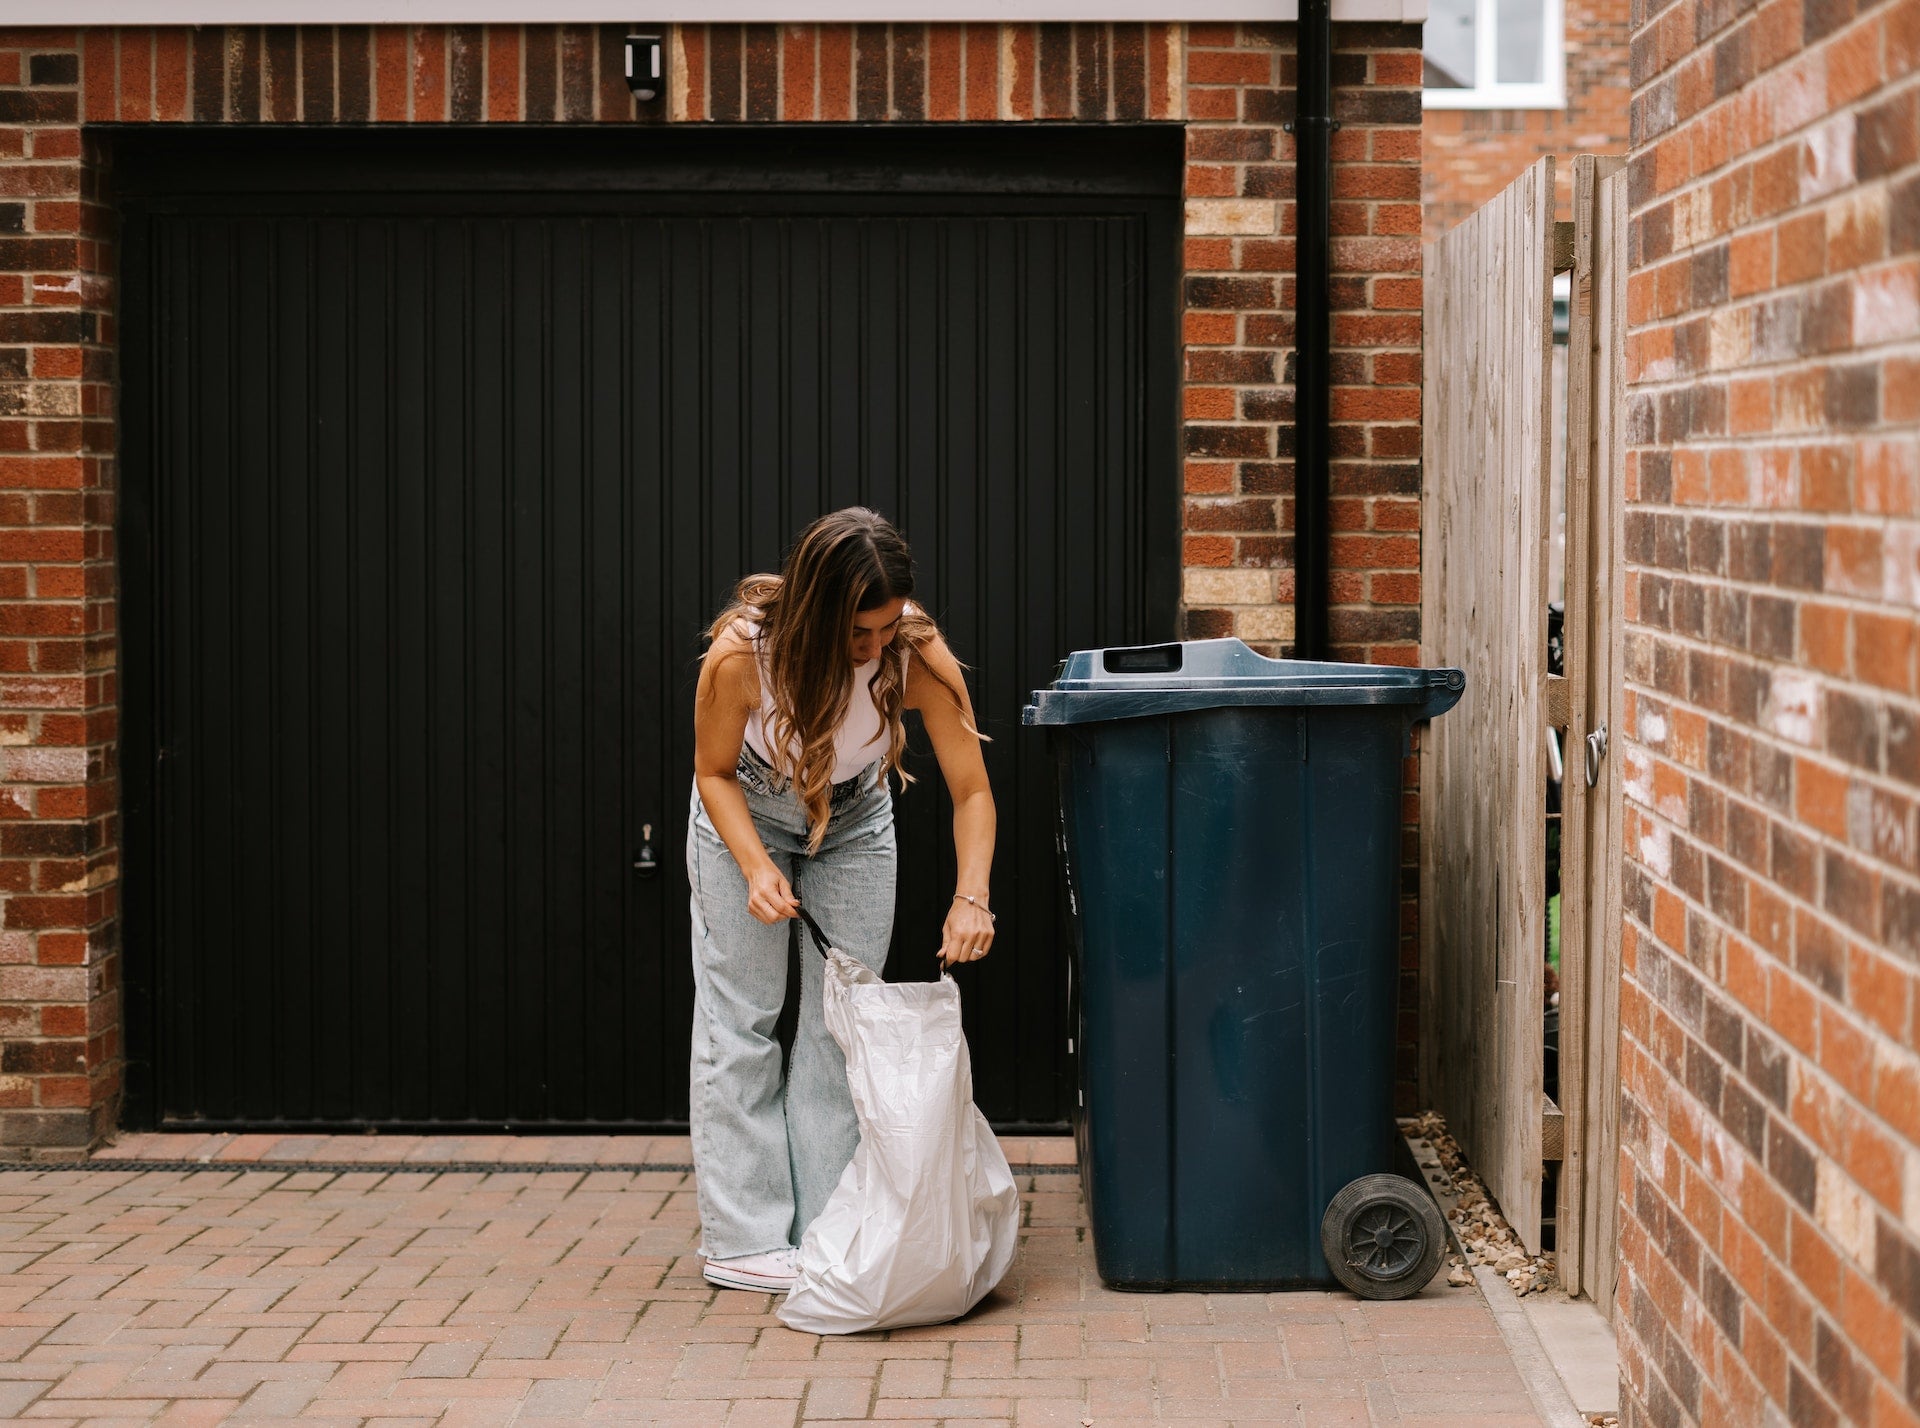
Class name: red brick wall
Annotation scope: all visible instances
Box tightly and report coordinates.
[1616,0,1920,1409]
[1422,0,1632,237]
[669,22,1179,123]
[0,21,1425,1152]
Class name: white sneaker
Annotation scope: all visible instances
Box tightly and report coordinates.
[702,1246,798,1293]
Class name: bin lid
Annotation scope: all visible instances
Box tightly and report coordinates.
[1022,638,1466,725]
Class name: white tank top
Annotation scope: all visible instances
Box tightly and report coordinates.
[739,613,909,784]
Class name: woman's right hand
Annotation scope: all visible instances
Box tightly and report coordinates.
[746,864,801,925]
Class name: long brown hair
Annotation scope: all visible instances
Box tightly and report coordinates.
[708,507,972,847]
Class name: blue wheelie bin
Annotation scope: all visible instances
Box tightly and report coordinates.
[1024,639,1465,1297]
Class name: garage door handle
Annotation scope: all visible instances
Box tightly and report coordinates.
[634,824,658,877]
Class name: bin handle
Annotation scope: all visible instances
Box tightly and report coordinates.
[1414,668,1467,724]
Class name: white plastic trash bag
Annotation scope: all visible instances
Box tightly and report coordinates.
[779,915,1019,1336]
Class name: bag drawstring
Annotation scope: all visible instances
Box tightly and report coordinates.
[796,906,834,959]
[795,904,961,975]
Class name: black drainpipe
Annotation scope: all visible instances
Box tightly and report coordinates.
[1291,0,1334,661]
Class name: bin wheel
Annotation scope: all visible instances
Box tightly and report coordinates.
[1320,1173,1447,1301]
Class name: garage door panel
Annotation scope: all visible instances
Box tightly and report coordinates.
[384,217,438,1124]
[122,132,1178,1131]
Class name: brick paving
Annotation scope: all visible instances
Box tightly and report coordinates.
[0,1136,1547,1425]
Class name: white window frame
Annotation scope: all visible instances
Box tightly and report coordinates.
[1421,0,1565,110]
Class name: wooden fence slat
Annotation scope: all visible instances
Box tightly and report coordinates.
[1559,154,1601,1300]
[1557,153,1627,1307]
[1583,164,1630,1317]
[1420,158,1556,1253]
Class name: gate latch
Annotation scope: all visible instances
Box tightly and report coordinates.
[1584,723,1609,789]
[634,824,658,877]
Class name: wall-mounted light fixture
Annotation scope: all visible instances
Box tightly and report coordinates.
[625,34,664,103]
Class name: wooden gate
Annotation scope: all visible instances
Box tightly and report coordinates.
[1421,157,1555,1254]
[1420,156,1626,1283]
[1557,157,1628,1313]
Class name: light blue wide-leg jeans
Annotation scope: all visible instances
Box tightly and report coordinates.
[685,759,896,1260]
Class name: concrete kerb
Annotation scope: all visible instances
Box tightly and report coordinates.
[1402,1126,1606,1426]
[1522,1287,1624,1417]
[1475,1264,1589,1428]
[1399,1127,1471,1259]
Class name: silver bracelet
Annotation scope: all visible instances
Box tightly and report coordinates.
[953,893,996,923]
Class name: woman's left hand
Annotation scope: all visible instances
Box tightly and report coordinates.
[939,896,996,969]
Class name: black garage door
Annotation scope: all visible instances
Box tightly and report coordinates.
[117,127,1180,1133]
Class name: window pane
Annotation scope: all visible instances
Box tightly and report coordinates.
[1497,0,1545,83]
[1424,0,1476,87]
